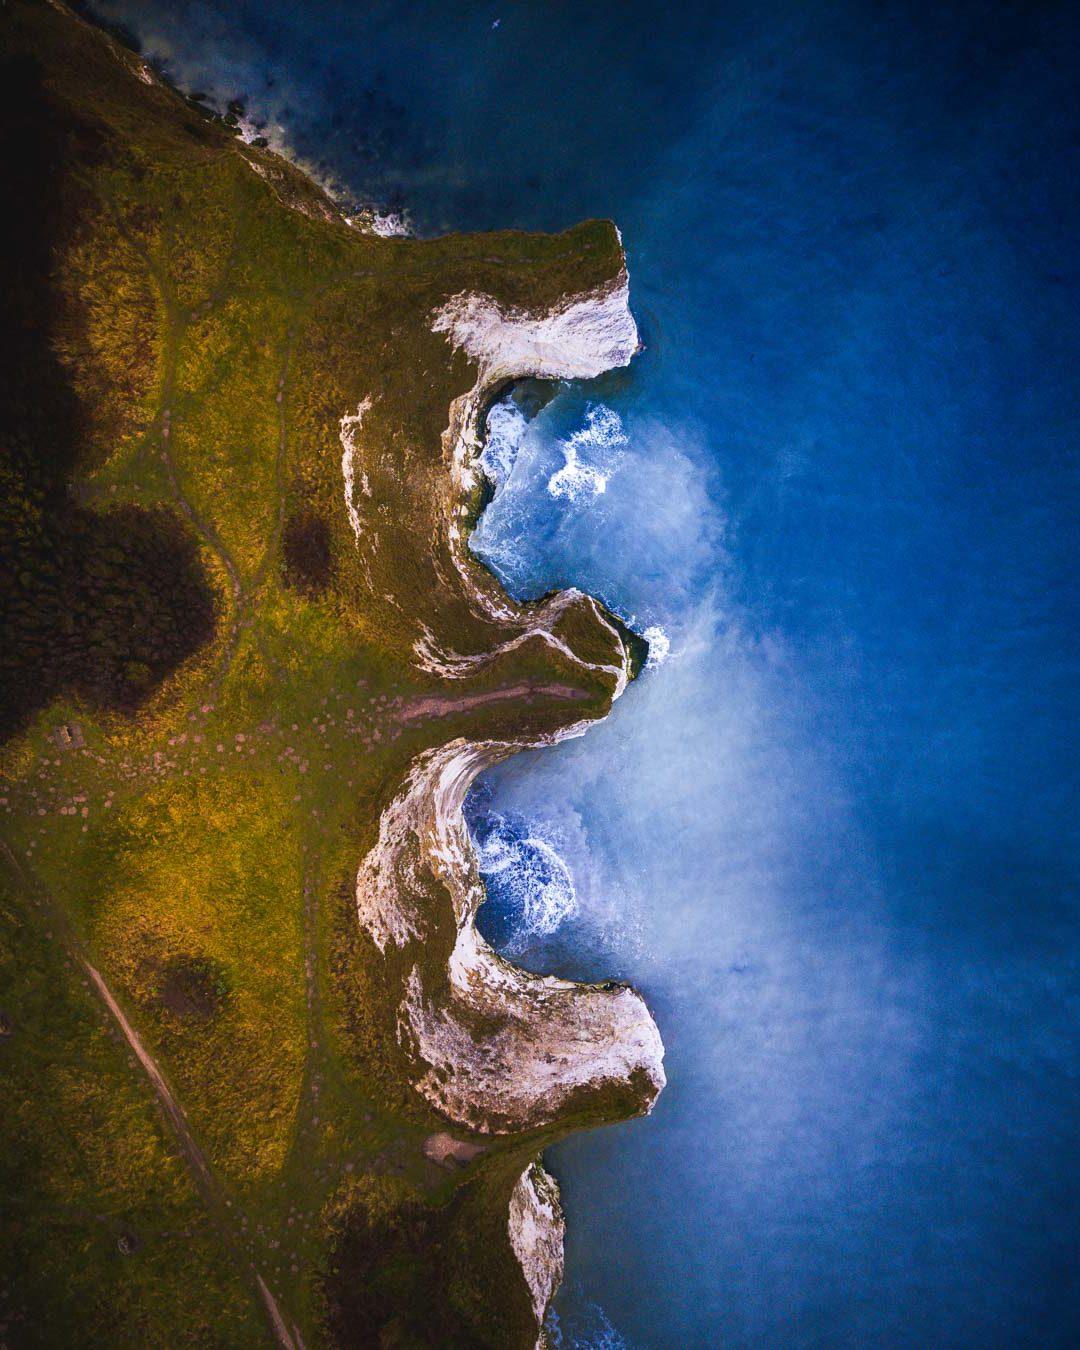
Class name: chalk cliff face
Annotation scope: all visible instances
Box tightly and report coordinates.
[509,1164,566,1330]
[357,738,665,1134]
[433,270,639,383]
[352,271,664,1335]
[434,272,640,629]
[432,272,639,516]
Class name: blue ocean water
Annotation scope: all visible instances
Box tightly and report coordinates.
[94,2,1080,1344]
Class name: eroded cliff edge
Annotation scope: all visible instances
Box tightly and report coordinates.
[1,4,663,1346]
[346,249,666,1342]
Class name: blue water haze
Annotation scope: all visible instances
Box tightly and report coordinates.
[92,1,1080,1344]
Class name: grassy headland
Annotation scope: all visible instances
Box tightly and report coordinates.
[0,3,650,1345]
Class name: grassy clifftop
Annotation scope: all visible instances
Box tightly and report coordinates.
[0,3,643,1345]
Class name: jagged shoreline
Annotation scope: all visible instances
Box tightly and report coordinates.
[357,737,665,1131]
[352,262,666,1339]
[116,10,663,1320]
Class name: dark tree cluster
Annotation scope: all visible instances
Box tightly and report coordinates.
[0,53,216,742]
[157,954,230,1021]
[282,506,335,597]
[320,1170,535,1349]
[0,498,217,741]
[321,1188,472,1348]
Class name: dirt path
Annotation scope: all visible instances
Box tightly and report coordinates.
[397,681,591,724]
[0,841,303,1350]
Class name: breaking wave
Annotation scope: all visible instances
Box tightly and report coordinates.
[547,404,628,501]
[478,396,530,488]
[468,806,578,956]
[546,1295,629,1350]
[642,624,670,667]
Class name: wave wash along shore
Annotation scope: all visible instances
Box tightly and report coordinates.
[0,5,662,1345]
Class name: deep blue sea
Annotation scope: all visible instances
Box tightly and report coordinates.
[95,2,1079,1344]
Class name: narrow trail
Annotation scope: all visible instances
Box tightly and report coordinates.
[3,679,595,837]
[397,681,592,723]
[97,179,307,713]
[0,841,304,1350]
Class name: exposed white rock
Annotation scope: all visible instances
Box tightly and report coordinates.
[346,207,413,238]
[430,271,637,506]
[355,739,665,1133]
[353,739,464,950]
[509,1164,565,1335]
[432,274,639,386]
[402,929,664,1131]
[347,245,659,1336]
[412,589,631,701]
[339,396,373,543]
[430,271,639,627]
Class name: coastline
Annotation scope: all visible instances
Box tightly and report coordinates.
[351,255,666,1336]
[74,0,414,236]
[31,2,1080,1345]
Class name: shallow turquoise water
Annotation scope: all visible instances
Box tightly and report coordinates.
[94,2,1079,1343]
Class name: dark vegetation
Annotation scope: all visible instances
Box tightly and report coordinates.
[0,53,216,742]
[283,506,335,596]
[320,1178,509,1350]
[158,954,231,1021]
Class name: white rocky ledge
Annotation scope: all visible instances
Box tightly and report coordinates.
[349,243,660,1338]
[509,1163,565,1335]
[432,270,639,385]
[429,269,639,630]
[355,739,665,1134]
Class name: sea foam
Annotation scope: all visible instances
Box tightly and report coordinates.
[642,624,671,667]
[547,404,628,501]
[546,1295,628,1350]
[479,397,530,488]
[473,810,578,954]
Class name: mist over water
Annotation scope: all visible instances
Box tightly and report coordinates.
[94,1,1080,1344]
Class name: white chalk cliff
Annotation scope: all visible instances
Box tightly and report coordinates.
[356,738,665,1132]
